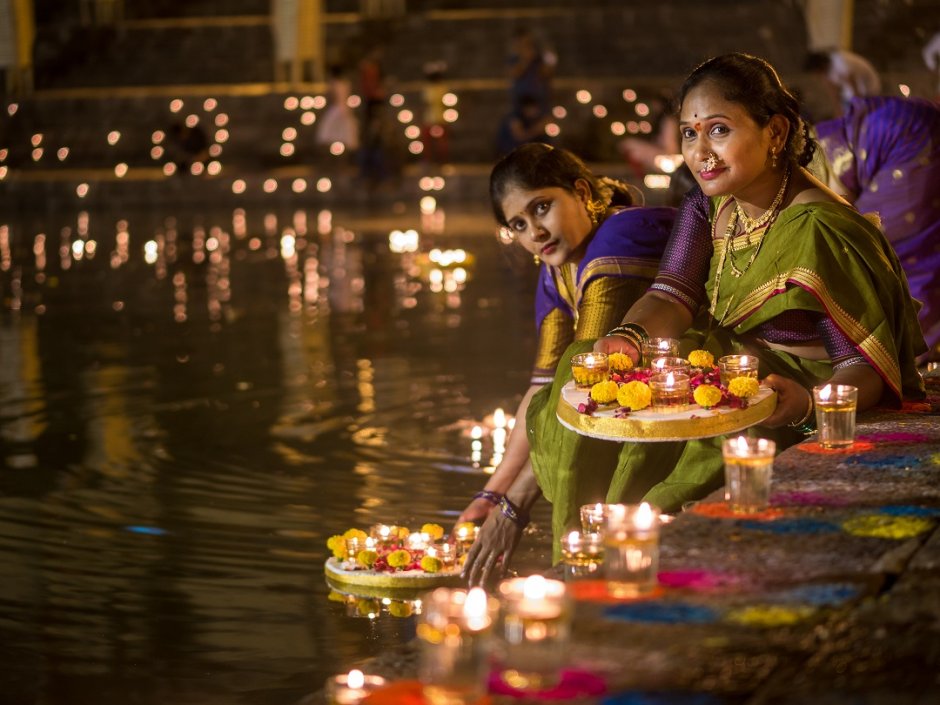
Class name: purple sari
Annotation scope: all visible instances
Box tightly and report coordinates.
[816,96,940,354]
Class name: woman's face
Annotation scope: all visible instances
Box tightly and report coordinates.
[500,180,593,266]
[678,81,780,201]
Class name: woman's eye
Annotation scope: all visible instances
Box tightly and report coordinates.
[511,220,526,232]
[534,201,550,215]
[680,127,696,140]
[710,124,729,137]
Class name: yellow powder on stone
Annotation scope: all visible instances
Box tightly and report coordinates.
[841,514,935,539]
[725,605,816,627]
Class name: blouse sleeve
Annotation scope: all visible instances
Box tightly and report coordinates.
[649,186,712,314]
[817,316,870,371]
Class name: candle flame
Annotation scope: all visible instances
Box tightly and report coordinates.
[635,502,655,529]
[522,574,548,600]
[819,384,832,402]
[658,340,669,351]
[585,354,596,366]
[464,587,490,630]
[567,530,581,545]
[348,670,364,689]
[666,371,676,386]
[365,537,375,549]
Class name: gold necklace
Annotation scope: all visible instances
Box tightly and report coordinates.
[733,165,791,234]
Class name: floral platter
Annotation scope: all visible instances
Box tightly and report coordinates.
[556,350,777,442]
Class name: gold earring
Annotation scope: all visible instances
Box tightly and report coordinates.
[533,254,540,265]
[586,199,605,226]
[771,148,778,169]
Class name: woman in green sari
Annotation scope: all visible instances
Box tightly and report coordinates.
[464,53,925,586]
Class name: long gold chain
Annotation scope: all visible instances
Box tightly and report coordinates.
[709,165,791,322]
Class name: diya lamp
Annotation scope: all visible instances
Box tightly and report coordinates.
[604,503,661,598]
[325,669,387,705]
[722,436,776,514]
[570,352,609,388]
[649,370,691,411]
[496,575,571,691]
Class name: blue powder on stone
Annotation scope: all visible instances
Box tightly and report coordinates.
[877,505,940,517]
[602,692,724,705]
[764,583,860,606]
[603,602,719,625]
[844,455,924,470]
[736,518,840,534]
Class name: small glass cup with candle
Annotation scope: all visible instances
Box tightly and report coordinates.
[718,354,759,387]
[570,352,609,388]
[649,356,692,376]
[496,575,571,691]
[721,436,776,514]
[417,587,498,705]
[604,503,661,598]
[560,530,604,580]
[641,337,679,367]
[406,531,431,552]
[326,669,387,705]
[579,502,614,534]
[453,522,478,555]
[649,371,691,411]
[427,542,456,569]
[813,384,858,448]
[344,537,364,566]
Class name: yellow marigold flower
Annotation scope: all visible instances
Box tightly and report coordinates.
[727,376,760,398]
[388,601,414,618]
[617,380,652,410]
[693,384,723,408]
[608,352,633,372]
[356,549,378,568]
[590,380,620,404]
[420,555,443,573]
[326,535,346,558]
[421,523,445,540]
[342,528,367,542]
[688,349,715,368]
[387,549,413,569]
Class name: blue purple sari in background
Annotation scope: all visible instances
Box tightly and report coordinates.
[815,96,940,356]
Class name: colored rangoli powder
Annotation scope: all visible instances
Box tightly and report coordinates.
[725,604,816,627]
[841,514,935,539]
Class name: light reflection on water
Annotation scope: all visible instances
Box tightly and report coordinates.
[0,206,546,704]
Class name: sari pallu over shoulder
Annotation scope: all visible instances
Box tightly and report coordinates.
[706,201,925,402]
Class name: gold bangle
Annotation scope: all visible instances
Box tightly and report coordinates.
[788,389,815,428]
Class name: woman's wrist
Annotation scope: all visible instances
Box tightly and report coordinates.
[606,322,648,357]
[473,490,503,505]
[497,496,530,528]
[787,387,816,434]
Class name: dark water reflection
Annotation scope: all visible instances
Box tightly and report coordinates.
[0,205,546,704]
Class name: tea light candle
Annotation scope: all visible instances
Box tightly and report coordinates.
[406,532,430,551]
[604,503,660,598]
[813,383,858,449]
[649,356,692,375]
[369,524,405,548]
[344,537,363,565]
[417,587,497,704]
[325,669,387,705]
[579,502,613,534]
[641,337,679,367]
[650,371,691,411]
[428,541,456,567]
[570,352,609,388]
[718,354,759,387]
[560,530,604,579]
[722,436,776,513]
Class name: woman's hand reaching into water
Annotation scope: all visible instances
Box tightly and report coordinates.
[462,508,524,588]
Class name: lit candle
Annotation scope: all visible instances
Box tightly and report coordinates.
[650,371,690,411]
[579,502,611,534]
[813,383,858,449]
[604,502,661,598]
[496,576,570,690]
[570,352,609,388]
[718,354,759,387]
[722,436,776,513]
[560,530,604,579]
[649,356,691,375]
[641,337,679,367]
[325,669,387,705]
[407,532,430,551]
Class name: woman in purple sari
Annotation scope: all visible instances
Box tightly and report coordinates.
[815,96,940,358]
[454,143,675,536]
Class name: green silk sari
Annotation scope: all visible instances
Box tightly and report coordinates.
[528,200,926,561]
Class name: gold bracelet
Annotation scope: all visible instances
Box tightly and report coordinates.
[788,389,815,428]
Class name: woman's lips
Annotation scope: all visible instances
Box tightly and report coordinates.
[540,241,558,256]
[699,167,725,181]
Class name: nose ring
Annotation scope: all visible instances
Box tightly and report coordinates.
[702,152,719,171]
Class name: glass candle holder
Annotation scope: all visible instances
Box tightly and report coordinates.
[579,502,615,534]
[604,503,660,598]
[560,530,604,580]
[426,542,456,568]
[721,436,776,514]
[344,537,364,565]
[813,384,858,448]
[325,669,387,705]
[641,337,679,367]
[453,522,479,555]
[496,576,571,691]
[417,587,498,705]
[369,524,405,548]
[649,356,692,375]
[406,531,431,552]
[649,371,691,411]
[718,354,759,387]
[570,352,609,388]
